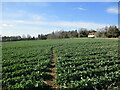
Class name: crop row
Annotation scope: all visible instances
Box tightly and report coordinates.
[55,39,119,89]
[2,42,53,89]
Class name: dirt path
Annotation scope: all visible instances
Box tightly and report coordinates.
[96,38,119,40]
[45,47,60,89]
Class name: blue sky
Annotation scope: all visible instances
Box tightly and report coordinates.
[2,2,118,37]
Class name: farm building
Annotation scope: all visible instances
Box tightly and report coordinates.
[88,32,96,38]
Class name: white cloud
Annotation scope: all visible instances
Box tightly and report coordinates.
[2,24,14,27]
[2,19,113,36]
[28,2,50,7]
[5,13,23,18]
[53,21,108,29]
[77,8,86,11]
[3,10,26,18]
[2,20,110,29]
[30,14,45,20]
[14,20,25,23]
[3,10,46,21]
[3,10,59,22]
[106,7,119,14]
[2,25,55,37]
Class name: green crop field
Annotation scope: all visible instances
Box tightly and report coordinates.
[2,38,120,89]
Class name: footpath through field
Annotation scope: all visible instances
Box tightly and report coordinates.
[44,47,60,89]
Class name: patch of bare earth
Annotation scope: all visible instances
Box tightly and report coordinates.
[96,38,119,40]
[44,48,61,89]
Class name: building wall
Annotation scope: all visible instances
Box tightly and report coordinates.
[88,35,96,38]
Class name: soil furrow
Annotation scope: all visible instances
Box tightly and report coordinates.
[45,48,59,89]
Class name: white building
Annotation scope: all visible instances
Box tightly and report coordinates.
[88,33,96,38]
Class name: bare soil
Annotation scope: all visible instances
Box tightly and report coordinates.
[44,48,60,89]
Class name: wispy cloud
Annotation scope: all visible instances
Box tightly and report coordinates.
[30,14,45,20]
[14,20,25,23]
[77,8,86,11]
[2,24,14,27]
[2,26,54,37]
[3,9,59,21]
[2,19,113,36]
[54,21,108,29]
[28,2,50,7]
[106,7,118,14]
[3,20,110,29]
[3,10,46,21]
[5,13,23,18]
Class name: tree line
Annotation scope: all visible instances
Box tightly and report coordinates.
[2,25,120,42]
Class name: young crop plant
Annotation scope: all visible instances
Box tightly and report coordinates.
[2,39,120,89]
